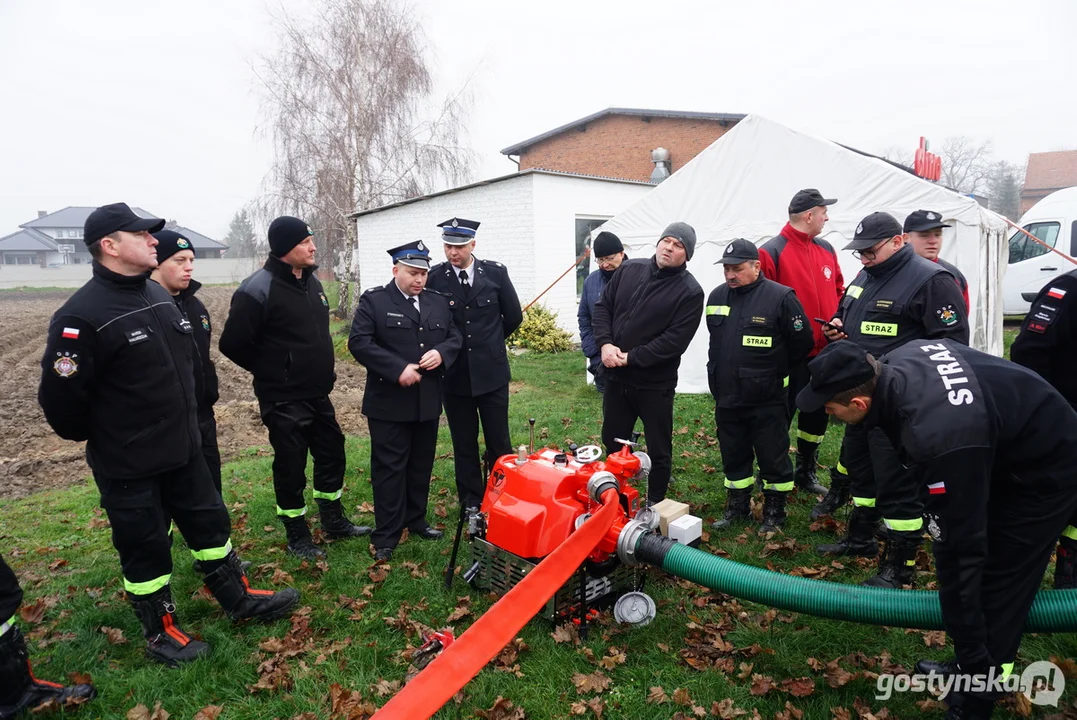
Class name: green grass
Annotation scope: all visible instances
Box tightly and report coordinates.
[2,350,1073,719]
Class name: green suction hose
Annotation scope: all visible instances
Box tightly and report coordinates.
[632,534,1077,632]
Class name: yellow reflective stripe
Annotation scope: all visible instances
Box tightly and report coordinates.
[1001,662,1014,679]
[742,335,773,347]
[846,285,863,299]
[763,481,794,492]
[852,496,876,508]
[835,461,848,476]
[0,618,13,638]
[724,477,755,490]
[276,505,307,518]
[312,489,342,501]
[168,520,175,537]
[797,430,825,444]
[190,540,233,562]
[706,305,731,316]
[1062,525,1077,541]
[782,376,789,388]
[124,574,170,596]
[860,321,898,336]
[884,518,923,532]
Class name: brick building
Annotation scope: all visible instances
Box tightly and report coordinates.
[1021,149,1077,215]
[500,108,745,182]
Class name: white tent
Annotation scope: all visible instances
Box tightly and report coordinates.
[596,114,1010,394]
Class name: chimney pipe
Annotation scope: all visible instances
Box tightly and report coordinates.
[650,148,671,183]
[37,210,47,218]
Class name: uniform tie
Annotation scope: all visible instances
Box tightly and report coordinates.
[459,269,469,287]
[411,296,419,316]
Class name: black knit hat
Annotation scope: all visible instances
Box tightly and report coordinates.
[268,216,312,257]
[660,221,697,261]
[592,231,623,258]
[151,229,194,264]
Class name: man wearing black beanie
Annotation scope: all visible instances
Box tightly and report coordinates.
[220,216,372,560]
[578,231,627,393]
[591,222,704,503]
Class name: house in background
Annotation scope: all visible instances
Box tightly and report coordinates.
[1021,150,1077,215]
[0,207,228,266]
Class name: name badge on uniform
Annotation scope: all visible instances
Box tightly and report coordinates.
[126,328,150,345]
[860,321,897,336]
[750,316,768,325]
[874,299,894,310]
[742,335,773,348]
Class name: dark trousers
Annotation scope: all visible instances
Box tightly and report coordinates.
[0,556,23,624]
[368,418,439,549]
[716,404,793,491]
[601,379,674,503]
[443,386,511,509]
[258,396,346,515]
[587,357,606,393]
[199,411,222,497]
[96,455,232,595]
[843,424,923,526]
[787,363,829,445]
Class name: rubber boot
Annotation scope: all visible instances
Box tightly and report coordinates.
[129,586,210,667]
[810,466,850,519]
[711,487,751,530]
[202,551,300,623]
[1055,537,1077,589]
[862,529,921,588]
[794,440,827,494]
[0,625,95,717]
[816,506,880,557]
[281,516,325,559]
[316,498,372,539]
[915,658,960,677]
[758,490,788,533]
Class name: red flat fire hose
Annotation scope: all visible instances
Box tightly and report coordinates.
[372,488,623,719]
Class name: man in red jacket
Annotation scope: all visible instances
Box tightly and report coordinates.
[758,189,844,498]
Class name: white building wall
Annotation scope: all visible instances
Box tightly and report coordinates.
[355,174,537,298]
[530,174,652,337]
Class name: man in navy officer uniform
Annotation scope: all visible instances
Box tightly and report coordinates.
[426,218,523,517]
[349,240,463,561]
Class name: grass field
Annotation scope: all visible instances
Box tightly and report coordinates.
[2,329,1074,719]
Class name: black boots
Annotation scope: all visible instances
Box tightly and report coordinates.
[0,625,95,717]
[758,491,787,533]
[129,586,210,667]
[811,466,850,519]
[711,487,751,530]
[1055,537,1077,589]
[202,552,301,623]
[816,506,881,557]
[316,498,372,539]
[915,658,960,676]
[862,529,921,588]
[282,515,325,559]
[794,442,828,495]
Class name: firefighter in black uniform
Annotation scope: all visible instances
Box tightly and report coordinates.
[799,339,1077,720]
[1,555,95,716]
[706,240,815,533]
[349,240,463,562]
[426,218,522,517]
[816,213,969,589]
[219,216,371,560]
[38,203,299,668]
[149,230,222,494]
[904,210,970,310]
[1010,268,1077,588]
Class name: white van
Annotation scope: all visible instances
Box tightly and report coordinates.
[1003,186,1077,315]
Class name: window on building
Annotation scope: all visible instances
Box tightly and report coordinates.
[1008,221,1060,264]
[575,217,610,296]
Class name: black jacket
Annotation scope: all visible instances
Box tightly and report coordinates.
[1011,269,1077,411]
[426,258,522,397]
[153,279,219,416]
[591,257,705,390]
[705,277,813,408]
[38,263,201,479]
[348,282,463,422]
[218,256,335,402]
[867,339,1077,669]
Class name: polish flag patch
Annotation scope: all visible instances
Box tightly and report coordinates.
[927,481,946,495]
[61,327,80,339]
[1047,287,1067,299]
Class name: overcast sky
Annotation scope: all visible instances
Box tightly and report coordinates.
[1,0,1073,240]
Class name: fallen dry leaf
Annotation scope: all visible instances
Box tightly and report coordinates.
[100,626,128,645]
[192,706,223,720]
[646,686,668,704]
[671,687,692,706]
[473,695,527,719]
[126,701,169,720]
[18,598,47,624]
[572,671,611,695]
[780,677,815,697]
[368,565,390,583]
[748,673,774,696]
[921,630,946,648]
[711,698,749,718]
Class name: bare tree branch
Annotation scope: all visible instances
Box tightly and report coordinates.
[939,136,993,195]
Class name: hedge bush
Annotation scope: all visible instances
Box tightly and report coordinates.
[509,303,573,353]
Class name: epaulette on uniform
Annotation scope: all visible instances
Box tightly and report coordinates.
[480,258,504,269]
[423,287,448,297]
[364,285,386,295]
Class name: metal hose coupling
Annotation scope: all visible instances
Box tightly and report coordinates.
[587,471,619,503]
[632,451,652,480]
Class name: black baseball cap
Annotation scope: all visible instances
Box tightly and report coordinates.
[84,203,165,246]
[903,210,951,233]
[788,189,837,214]
[796,341,877,412]
[716,238,759,264]
[844,212,903,250]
